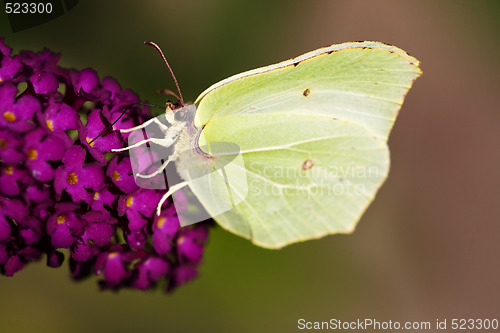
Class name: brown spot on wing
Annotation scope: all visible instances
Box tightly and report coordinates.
[301,159,314,171]
[303,88,310,97]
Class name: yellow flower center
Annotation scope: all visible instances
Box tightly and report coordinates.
[56,215,66,224]
[67,173,78,185]
[0,138,7,149]
[46,120,54,131]
[94,192,100,200]
[4,166,13,175]
[112,171,121,181]
[3,111,16,123]
[108,252,118,259]
[86,137,94,147]
[177,235,185,244]
[126,195,134,207]
[27,148,37,160]
[157,217,166,228]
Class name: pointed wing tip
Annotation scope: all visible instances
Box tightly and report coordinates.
[341,40,421,68]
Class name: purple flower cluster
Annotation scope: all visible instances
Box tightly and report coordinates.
[0,39,209,291]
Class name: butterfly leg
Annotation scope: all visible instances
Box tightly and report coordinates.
[156,181,189,215]
[135,152,177,179]
[119,117,169,133]
[111,137,176,152]
[118,117,156,133]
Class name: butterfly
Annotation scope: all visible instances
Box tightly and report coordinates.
[113,41,421,249]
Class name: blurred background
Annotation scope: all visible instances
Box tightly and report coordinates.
[1,0,499,332]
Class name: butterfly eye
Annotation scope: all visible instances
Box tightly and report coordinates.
[174,110,186,121]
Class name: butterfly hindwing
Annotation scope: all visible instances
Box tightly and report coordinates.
[193,114,389,248]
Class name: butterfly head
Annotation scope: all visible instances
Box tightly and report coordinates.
[161,103,199,148]
[172,104,196,123]
[166,103,196,126]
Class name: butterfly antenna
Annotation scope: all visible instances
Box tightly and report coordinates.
[89,102,164,144]
[144,41,184,106]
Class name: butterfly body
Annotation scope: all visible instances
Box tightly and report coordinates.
[172,104,213,182]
